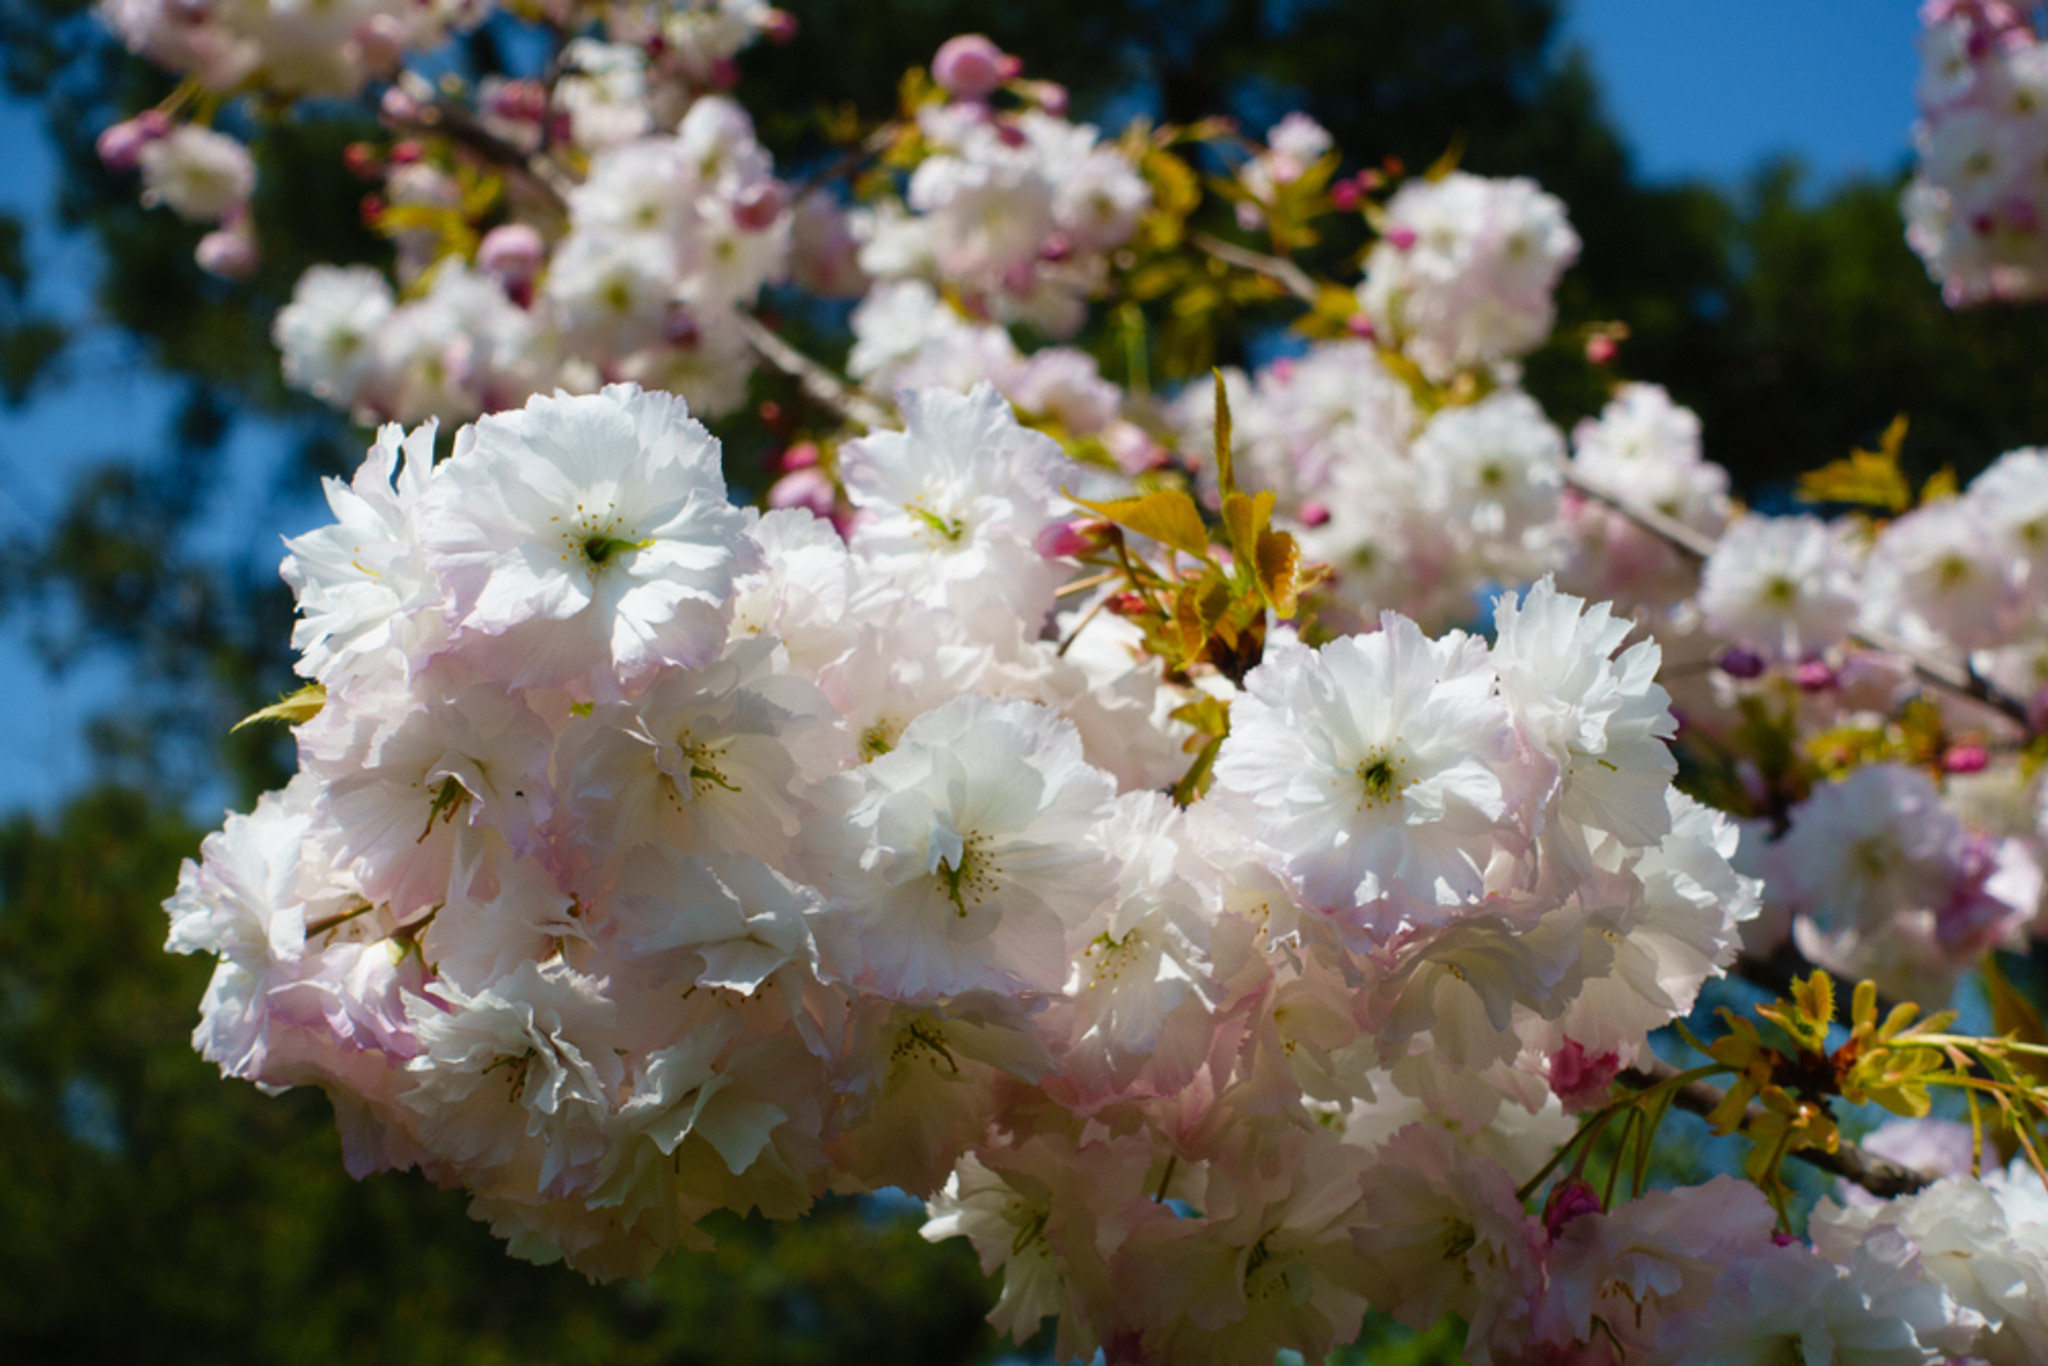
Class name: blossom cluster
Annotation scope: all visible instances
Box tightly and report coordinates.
[271,91,790,425]
[164,378,1779,1362]
[96,7,2048,1361]
[1905,1,2048,304]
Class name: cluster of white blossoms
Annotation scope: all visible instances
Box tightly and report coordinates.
[1905,1,2048,304]
[165,378,1802,1362]
[270,93,790,425]
[100,7,2048,1360]
[1356,170,1581,382]
[847,37,1153,339]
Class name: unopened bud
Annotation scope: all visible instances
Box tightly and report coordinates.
[1386,226,1417,251]
[758,400,785,428]
[732,180,788,232]
[1030,80,1067,115]
[477,223,545,283]
[1542,1178,1602,1241]
[663,308,702,349]
[1345,313,1375,339]
[1944,744,1991,774]
[779,440,819,471]
[1035,520,1106,560]
[96,113,167,173]
[380,86,423,125]
[1791,659,1837,693]
[195,222,258,280]
[388,139,424,165]
[762,9,799,43]
[1298,501,1332,528]
[352,14,406,77]
[766,466,836,518]
[1329,179,1362,212]
[342,142,382,180]
[932,34,1009,100]
[1107,591,1148,616]
[1718,646,1766,680]
[1585,334,1618,365]
[708,56,741,90]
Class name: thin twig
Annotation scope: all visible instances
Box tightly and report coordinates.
[732,312,895,429]
[1562,467,2032,728]
[394,71,575,212]
[1619,1059,1935,1199]
[1190,232,1321,305]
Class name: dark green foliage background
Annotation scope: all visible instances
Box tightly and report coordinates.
[0,1,2041,1361]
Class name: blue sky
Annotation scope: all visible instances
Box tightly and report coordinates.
[0,1,1932,816]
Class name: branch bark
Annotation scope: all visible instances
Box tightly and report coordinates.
[732,311,895,430]
[1620,1059,1936,1200]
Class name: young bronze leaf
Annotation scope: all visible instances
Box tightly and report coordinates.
[1254,527,1303,617]
[1221,488,1274,572]
[1069,489,1213,561]
[1212,368,1235,496]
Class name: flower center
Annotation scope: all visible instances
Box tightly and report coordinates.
[1354,750,1411,811]
[935,832,999,917]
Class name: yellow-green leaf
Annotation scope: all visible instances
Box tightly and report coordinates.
[1985,956,2048,1084]
[1423,131,1466,182]
[1799,415,1912,512]
[1070,489,1213,561]
[1221,488,1273,572]
[232,682,326,733]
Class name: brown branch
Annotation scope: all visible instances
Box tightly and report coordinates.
[1562,466,2032,729]
[732,311,895,429]
[1190,232,1321,305]
[1620,1059,1936,1200]
[393,71,574,213]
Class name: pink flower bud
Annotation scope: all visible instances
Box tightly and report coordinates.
[380,87,423,125]
[1386,226,1418,251]
[486,80,548,124]
[1584,334,1618,365]
[352,14,406,77]
[477,223,545,283]
[388,139,424,165]
[709,56,741,89]
[779,440,819,471]
[766,466,836,518]
[195,223,258,280]
[664,308,702,349]
[1547,1040,1620,1114]
[932,34,1009,100]
[1943,743,1991,774]
[1035,520,1107,560]
[1039,232,1073,262]
[1791,659,1837,693]
[96,114,166,173]
[732,180,788,232]
[1542,1178,1602,1241]
[342,142,382,180]
[762,9,798,43]
[1031,80,1067,115]
[996,121,1028,149]
[1345,312,1375,339]
[1329,179,1361,212]
[1298,501,1332,528]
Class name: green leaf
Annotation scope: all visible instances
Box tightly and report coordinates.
[1069,489,1212,561]
[231,683,326,733]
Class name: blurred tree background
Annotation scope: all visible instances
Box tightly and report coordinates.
[0,0,2042,1361]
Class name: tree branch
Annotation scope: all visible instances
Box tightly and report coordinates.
[731,311,895,429]
[1190,231,1321,305]
[1620,1059,1936,1200]
[1562,467,2032,728]
[393,71,574,213]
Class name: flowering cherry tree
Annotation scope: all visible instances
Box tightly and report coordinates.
[102,1,2048,1361]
